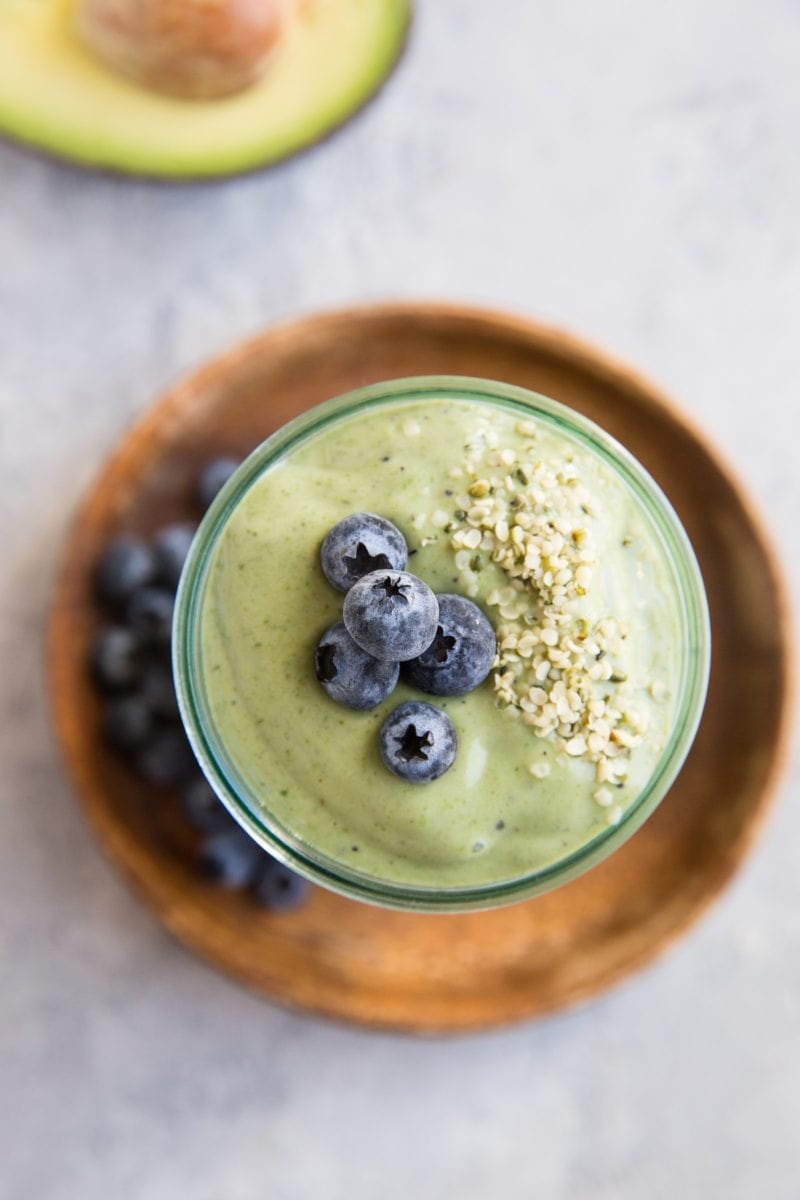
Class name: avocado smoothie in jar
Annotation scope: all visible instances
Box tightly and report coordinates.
[174,377,709,911]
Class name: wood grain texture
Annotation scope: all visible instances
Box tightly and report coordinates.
[48,303,794,1034]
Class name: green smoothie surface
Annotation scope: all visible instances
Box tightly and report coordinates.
[198,396,682,890]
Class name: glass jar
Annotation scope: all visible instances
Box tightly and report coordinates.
[174,376,710,911]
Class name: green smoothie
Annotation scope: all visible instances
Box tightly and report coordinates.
[197,394,684,890]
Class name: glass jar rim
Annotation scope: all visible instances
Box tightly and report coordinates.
[174,375,711,912]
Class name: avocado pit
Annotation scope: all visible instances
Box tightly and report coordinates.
[75,0,296,99]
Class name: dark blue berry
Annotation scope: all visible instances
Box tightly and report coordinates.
[126,586,174,644]
[153,521,197,589]
[141,662,180,720]
[95,534,157,609]
[320,512,408,592]
[343,570,438,661]
[181,775,235,834]
[197,827,263,888]
[196,456,241,512]
[379,701,457,783]
[102,695,153,754]
[402,594,496,696]
[90,625,145,692]
[135,728,196,787]
[314,621,399,709]
[253,858,311,911]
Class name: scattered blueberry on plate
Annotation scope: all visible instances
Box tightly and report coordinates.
[102,693,153,754]
[196,456,241,512]
[90,625,145,692]
[126,585,175,644]
[181,775,236,835]
[152,521,197,589]
[253,857,312,911]
[135,727,197,788]
[197,827,264,889]
[140,662,181,720]
[88,454,309,913]
[95,534,157,608]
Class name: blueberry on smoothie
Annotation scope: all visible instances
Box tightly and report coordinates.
[253,858,311,911]
[95,534,156,608]
[314,621,399,709]
[379,701,457,783]
[343,570,438,661]
[196,456,241,512]
[403,594,496,696]
[90,625,144,691]
[126,586,175,644]
[197,827,263,888]
[153,521,197,589]
[320,512,408,592]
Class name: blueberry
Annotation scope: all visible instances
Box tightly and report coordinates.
[343,570,438,661]
[95,534,157,609]
[102,694,153,754]
[135,728,196,787]
[181,775,235,834]
[403,594,496,696]
[253,858,311,912]
[196,456,241,512]
[314,621,399,709]
[153,521,197,590]
[141,662,180,720]
[126,586,174,644]
[197,827,263,889]
[379,701,457,783]
[320,512,408,592]
[90,625,144,692]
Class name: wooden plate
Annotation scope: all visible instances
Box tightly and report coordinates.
[48,303,794,1034]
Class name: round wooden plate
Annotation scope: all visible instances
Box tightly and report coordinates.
[48,303,794,1034]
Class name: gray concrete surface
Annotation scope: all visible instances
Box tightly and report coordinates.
[1,2,798,1197]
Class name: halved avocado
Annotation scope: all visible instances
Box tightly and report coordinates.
[0,0,411,179]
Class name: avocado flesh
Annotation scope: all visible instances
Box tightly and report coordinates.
[0,0,410,178]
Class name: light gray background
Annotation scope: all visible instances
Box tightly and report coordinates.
[1,2,798,1197]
